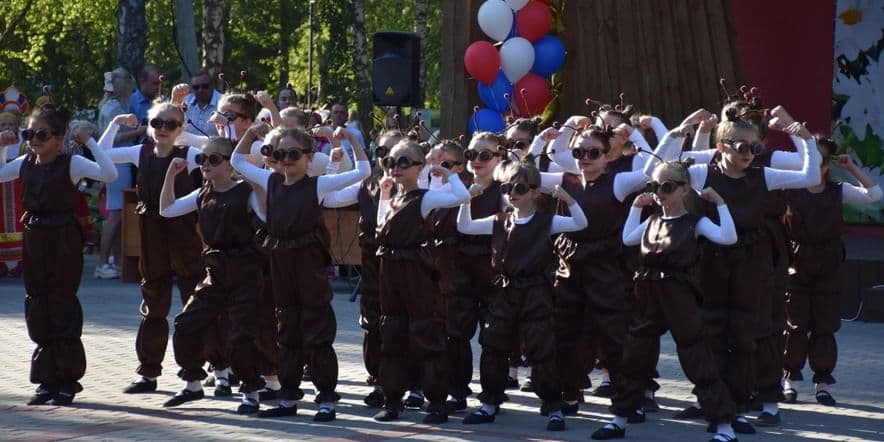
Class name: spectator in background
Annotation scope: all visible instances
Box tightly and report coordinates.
[331,103,364,165]
[130,65,162,129]
[95,67,137,279]
[184,71,222,137]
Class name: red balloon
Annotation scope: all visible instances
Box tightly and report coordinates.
[514,74,552,116]
[464,41,501,85]
[516,2,553,43]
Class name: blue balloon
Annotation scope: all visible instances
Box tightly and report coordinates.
[468,108,506,135]
[477,71,514,113]
[531,35,566,77]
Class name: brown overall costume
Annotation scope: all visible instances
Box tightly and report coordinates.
[696,164,767,412]
[554,172,631,403]
[478,210,562,413]
[356,175,388,386]
[446,180,503,399]
[20,153,87,392]
[265,173,339,403]
[172,182,265,393]
[254,221,280,381]
[376,189,447,411]
[134,144,205,378]
[612,213,736,424]
[782,182,844,385]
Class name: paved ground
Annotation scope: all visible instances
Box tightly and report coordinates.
[1,255,883,441]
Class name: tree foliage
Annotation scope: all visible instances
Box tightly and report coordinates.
[0,0,442,115]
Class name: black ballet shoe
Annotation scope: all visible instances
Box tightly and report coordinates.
[163,389,205,407]
[591,423,626,440]
[709,434,739,442]
[462,408,496,424]
[756,411,780,426]
[214,379,233,397]
[783,388,798,403]
[731,418,756,434]
[313,406,336,422]
[643,397,660,412]
[47,386,78,406]
[673,404,703,419]
[546,415,566,431]
[593,382,615,398]
[27,386,56,406]
[123,379,157,394]
[561,401,579,416]
[506,376,520,390]
[628,408,646,423]
[237,399,259,415]
[445,396,467,413]
[404,393,425,409]
[815,390,836,407]
[257,403,297,418]
[422,410,448,424]
[203,376,215,387]
[364,390,385,408]
[373,407,400,422]
[258,387,280,401]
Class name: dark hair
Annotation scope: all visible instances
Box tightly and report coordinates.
[498,157,541,188]
[815,135,837,163]
[513,118,541,137]
[275,128,313,151]
[377,129,404,145]
[436,139,466,164]
[138,64,161,82]
[651,158,696,184]
[720,98,767,140]
[224,93,259,121]
[717,105,760,142]
[191,70,211,80]
[600,105,636,127]
[205,137,235,156]
[576,125,614,153]
[31,105,71,135]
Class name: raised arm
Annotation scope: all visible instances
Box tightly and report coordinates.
[763,129,821,190]
[69,128,118,183]
[232,124,273,191]
[159,158,199,218]
[694,188,737,244]
[420,168,470,218]
[642,127,689,176]
[836,155,883,204]
[622,195,653,246]
[255,91,282,129]
[0,132,24,182]
[550,185,588,233]
[321,180,361,208]
[456,201,495,236]
[175,131,210,150]
[613,169,650,202]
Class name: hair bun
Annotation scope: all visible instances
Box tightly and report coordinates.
[724,106,741,122]
[681,157,696,167]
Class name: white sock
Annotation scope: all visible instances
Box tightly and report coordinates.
[526,366,533,378]
[479,403,497,415]
[279,399,296,408]
[601,369,610,384]
[508,366,518,379]
[645,389,655,399]
[137,376,157,383]
[215,369,230,385]
[609,415,627,428]
[262,375,281,390]
[243,391,259,403]
[762,402,778,415]
[549,410,563,420]
[565,399,578,406]
[185,380,202,391]
[716,423,735,438]
[691,400,701,409]
[319,401,335,411]
[815,382,828,392]
[784,379,798,391]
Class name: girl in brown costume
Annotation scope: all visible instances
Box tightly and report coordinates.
[101,107,207,394]
[650,107,820,434]
[371,141,470,424]
[782,137,882,407]
[458,160,586,431]
[232,123,369,421]
[157,138,267,414]
[590,160,739,442]
[0,105,118,405]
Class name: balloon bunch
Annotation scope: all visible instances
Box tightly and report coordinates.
[465,0,566,134]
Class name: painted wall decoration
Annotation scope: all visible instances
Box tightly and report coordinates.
[832,0,884,223]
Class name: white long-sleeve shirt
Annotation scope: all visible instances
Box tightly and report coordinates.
[622,204,737,247]
[376,174,470,225]
[160,185,262,219]
[0,137,118,184]
[456,200,588,236]
[841,183,883,205]
[231,152,370,205]
[539,169,649,203]
[686,135,811,171]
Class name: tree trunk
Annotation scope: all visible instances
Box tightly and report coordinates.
[201,0,226,88]
[351,0,372,137]
[414,0,429,108]
[278,0,294,88]
[116,0,147,77]
[173,0,199,81]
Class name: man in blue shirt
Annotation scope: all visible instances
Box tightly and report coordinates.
[129,65,162,142]
[184,71,222,136]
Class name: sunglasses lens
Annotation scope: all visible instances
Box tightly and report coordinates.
[588,149,602,160]
[21,130,33,141]
[660,182,675,194]
[287,150,301,162]
[479,151,492,162]
[571,149,583,159]
[441,161,452,170]
[376,146,388,158]
[195,154,206,165]
[499,183,512,195]
[261,145,272,156]
[396,157,411,169]
[382,157,395,169]
[464,150,475,161]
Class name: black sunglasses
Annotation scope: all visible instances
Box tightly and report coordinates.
[500,182,537,196]
[645,180,686,194]
[440,160,463,170]
[508,139,530,150]
[375,145,392,159]
[21,129,62,142]
[572,147,605,160]
[268,147,313,162]
[194,152,231,166]
[149,118,182,131]
[220,111,250,122]
[191,83,211,90]
[464,149,500,162]
[722,139,765,155]
[382,156,424,170]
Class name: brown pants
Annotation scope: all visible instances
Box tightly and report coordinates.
[270,244,339,403]
[555,257,630,402]
[613,279,735,424]
[699,243,761,412]
[359,245,382,384]
[446,253,499,399]
[173,251,265,392]
[23,223,86,389]
[255,252,279,377]
[754,223,789,403]
[478,281,562,413]
[378,258,447,409]
[783,241,843,385]
[135,215,204,378]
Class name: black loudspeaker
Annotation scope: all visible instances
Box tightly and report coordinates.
[372,32,421,107]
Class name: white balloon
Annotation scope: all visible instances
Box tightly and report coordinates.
[500,37,535,83]
[506,0,530,10]
[478,0,514,42]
